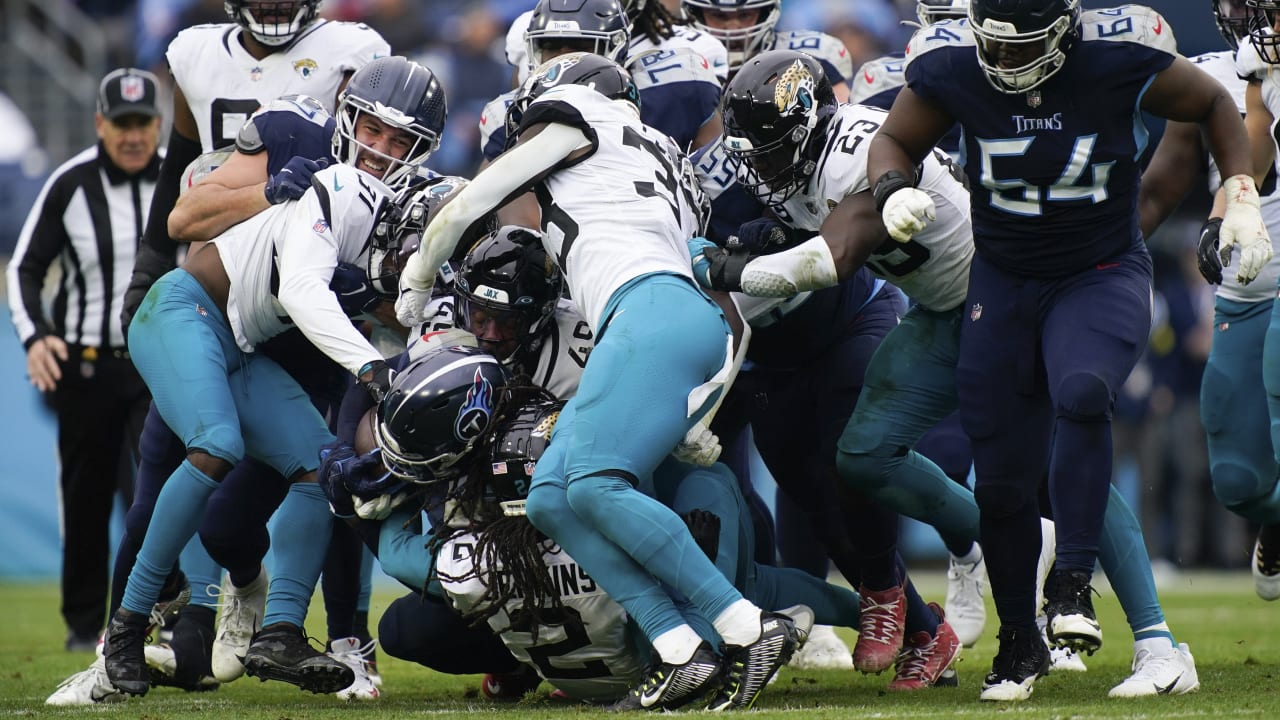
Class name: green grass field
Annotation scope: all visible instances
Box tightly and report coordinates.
[2,572,1277,718]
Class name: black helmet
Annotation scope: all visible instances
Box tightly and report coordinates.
[525,0,631,70]
[720,49,837,207]
[333,57,447,190]
[375,346,511,482]
[224,0,320,46]
[455,226,563,364]
[506,52,640,139]
[477,395,565,516]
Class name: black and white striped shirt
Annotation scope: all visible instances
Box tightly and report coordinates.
[7,143,161,350]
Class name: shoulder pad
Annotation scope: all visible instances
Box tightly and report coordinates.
[1236,38,1268,82]
[1079,6,1176,54]
[904,18,974,66]
[628,46,720,90]
[180,148,234,195]
[660,27,729,80]
[236,95,331,155]
[850,55,906,104]
[772,31,854,80]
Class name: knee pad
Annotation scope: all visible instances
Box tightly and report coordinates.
[974,483,1032,519]
[1211,461,1270,510]
[1055,371,1113,421]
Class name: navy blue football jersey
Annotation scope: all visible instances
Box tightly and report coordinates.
[904,8,1176,276]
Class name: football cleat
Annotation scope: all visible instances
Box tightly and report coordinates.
[1108,642,1200,698]
[853,581,907,673]
[242,622,354,694]
[481,665,543,701]
[706,612,800,711]
[888,604,962,691]
[1049,643,1088,672]
[103,608,152,696]
[46,655,126,706]
[211,567,268,683]
[1252,530,1280,601]
[1043,567,1102,654]
[944,548,987,647]
[610,640,722,711]
[328,636,381,700]
[150,569,192,631]
[144,605,220,692]
[788,624,852,670]
[979,625,1049,702]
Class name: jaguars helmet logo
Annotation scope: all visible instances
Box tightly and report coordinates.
[774,59,816,115]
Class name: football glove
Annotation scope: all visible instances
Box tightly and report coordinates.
[673,422,722,466]
[680,508,721,562]
[880,187,936,243]
[1220,174,1274,285]
[330,262,380,317]
[354,491,412,521]
[688,236,751,292]
[319,443,358,518]
[1196,217,1224,285]
[264,156,327,205]
[734,218,792,253]
[395,285,434,328]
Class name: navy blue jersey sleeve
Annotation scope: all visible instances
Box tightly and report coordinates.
[639,80,719,150]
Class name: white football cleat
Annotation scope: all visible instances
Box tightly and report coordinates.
[211,567,268,683]
[944,548,987,647]
[788,624,853,670]
[1252,537,1280,601]
[329,636,381,700]
[45,656,125,706]
[1033,518,1056,614]
[1108,643,1200,698]
[1049,644,1088,672]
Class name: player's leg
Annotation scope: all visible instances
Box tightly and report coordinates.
[1249,296,1280,596]
[1040,249,1151,655]
[958,255,1053,701]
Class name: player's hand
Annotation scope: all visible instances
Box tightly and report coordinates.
[1220,174,1274,285]
[25,335,68,393]
[354,491,412,520]
[688,237,750,293]
[1196,218,1224,285]
[680,509,721,562]
[331,262,380,317]
[673,422,722,466]
[734,218,791,252]
[264,156,328,205]
[395,287,433,328]
[688,237,719,290]
[881,187,936,243]
[359,359,395,404]
[319,443,358,518]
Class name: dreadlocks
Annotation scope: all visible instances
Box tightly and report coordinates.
[429,383,568,637]
[628,0,687,46]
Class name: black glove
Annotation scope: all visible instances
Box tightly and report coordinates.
[331,262,381,317]
[264,156,328,205]
[689,237,754,293]
[319,442,358,518]
[734,217,793,253]
[360,360,395,404]
[681,509,721,562]
[1196,217,1224,285]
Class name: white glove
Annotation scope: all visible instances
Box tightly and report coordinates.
[354,491,410,521]
[395,286,433,328]
[881,187,936,243]
[1220,174,1274,285]
[673,422,722,466]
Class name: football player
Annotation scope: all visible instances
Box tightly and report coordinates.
[102,57,443,699]
[398,53,800,711]
[692,47,1202,700]
[869,0,1262,700]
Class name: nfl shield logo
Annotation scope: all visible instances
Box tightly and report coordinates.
[121,76,146,102]
[312,219,329,233]
[250,66,263,82]
[1026,91,1042,108]
[970,303,983,321]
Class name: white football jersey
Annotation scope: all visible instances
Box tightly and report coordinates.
[167,20,389,151]
[849,54,906,105]
[763,30,853,89]
[409,297,592,400]
[506,10,728,84]
[772,104,972,312]
[520,84,708,331]
[1196,49,1280,303]
[212,163,389,373]
[437,531,645,702]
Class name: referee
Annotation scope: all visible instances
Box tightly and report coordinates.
[6,68,163,651]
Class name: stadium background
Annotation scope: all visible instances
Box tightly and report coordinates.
[0,0,1237,579]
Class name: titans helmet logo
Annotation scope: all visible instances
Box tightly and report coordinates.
[774,60,815,115]
[454,368,495,442]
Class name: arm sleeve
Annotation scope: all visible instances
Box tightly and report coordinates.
[122,129,203,335]
[6,171,73,347]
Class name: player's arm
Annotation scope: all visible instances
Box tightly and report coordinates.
[689,190,883,297]
[867,86,954,241]
[401,121,591,295]
[1138,120,1207,238]
[168,150,271,242]
[1245,80,1276,188]
[692,110,724,155]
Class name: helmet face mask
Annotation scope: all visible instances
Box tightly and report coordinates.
[375,347,511,483]
[916,0,970,26]
[223,0,319,47]
[454,226,563,364]
[1248,0,1280,62]
[969,0,1080,93]
[720,51,836,208]
[333,57,447,190]
[683,0,781,72]
[525,0,631,70]
[1216,0,1251,50]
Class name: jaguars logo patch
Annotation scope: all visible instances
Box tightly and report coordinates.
[293,59,318,79]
